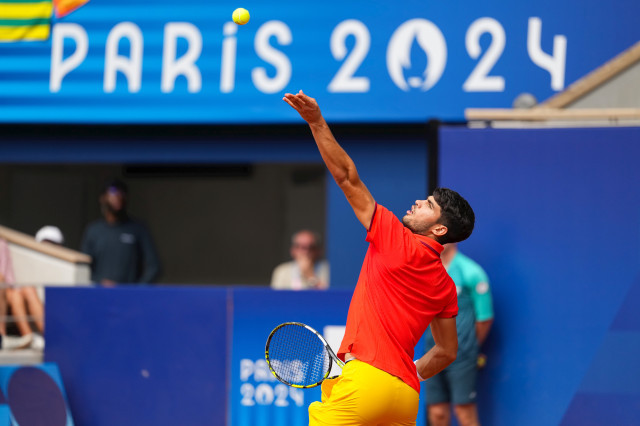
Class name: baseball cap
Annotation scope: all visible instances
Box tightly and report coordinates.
[35,226,65,245]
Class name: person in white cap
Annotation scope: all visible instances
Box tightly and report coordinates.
[35,226,65,245]
[2,225,63,351]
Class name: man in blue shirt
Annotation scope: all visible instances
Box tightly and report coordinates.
[81,179,160,285]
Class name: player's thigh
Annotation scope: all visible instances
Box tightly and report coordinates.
[308,362,367,425]
[446,358,478,405]
[309,361,418,425]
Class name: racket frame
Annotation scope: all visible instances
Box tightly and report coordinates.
[265,321,345,389]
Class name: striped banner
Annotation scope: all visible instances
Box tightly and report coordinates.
[0,0,52,42]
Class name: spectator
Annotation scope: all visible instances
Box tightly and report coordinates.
[423,243,494,426]
[81,179,160,286]
[0,238,33,350]
[270,230,329,290]
[35,225,65,246]
[1,226,62,350]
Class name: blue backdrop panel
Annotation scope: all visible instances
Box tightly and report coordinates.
[229,288,352,426]
[439,126,640,425]
[0,0,638,123]
[328,138,428,289]
[44,287,229,426]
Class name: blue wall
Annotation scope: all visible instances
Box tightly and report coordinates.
[45,287,229,426]
[439,126,640,425]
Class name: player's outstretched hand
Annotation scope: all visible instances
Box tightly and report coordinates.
[283,90,323,125]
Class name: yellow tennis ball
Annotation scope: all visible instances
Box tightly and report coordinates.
[232,8,250,25]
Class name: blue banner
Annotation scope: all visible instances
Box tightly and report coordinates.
[230,288,352,426]
[0,0,638,123]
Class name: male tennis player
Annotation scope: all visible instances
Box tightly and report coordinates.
[284,90,475,425]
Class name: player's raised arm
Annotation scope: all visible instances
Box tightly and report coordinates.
[284,90,375,229]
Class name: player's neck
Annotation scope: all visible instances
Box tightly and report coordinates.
[440,245,457,266]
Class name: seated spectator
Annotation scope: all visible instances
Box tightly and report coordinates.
[0,238,34,350]
[2,226,63,351]
[271,230,330,290]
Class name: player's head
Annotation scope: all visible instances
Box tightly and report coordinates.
[402,187,474,244]
[290,230,322,261]
[100,178,128,217]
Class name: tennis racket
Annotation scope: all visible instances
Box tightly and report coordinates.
[265,322,345,388]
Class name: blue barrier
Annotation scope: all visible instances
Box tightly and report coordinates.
[45,287,431,426]
[45,287,228,426]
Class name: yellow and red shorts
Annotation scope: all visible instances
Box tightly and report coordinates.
[308,359,419,426]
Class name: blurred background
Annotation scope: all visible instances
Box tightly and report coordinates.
[0,0,638,424]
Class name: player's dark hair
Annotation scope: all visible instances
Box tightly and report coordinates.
[433,187,475,244]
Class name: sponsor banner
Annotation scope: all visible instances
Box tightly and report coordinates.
[0,0,638,123]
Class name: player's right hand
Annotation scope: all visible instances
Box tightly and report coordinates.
[283,90,323,125]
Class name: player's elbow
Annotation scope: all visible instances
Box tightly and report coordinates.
[444,348,457,364]
[440,342,458,365]
[334,166,360,189]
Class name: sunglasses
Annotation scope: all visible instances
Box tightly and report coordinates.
[293,243,318,250]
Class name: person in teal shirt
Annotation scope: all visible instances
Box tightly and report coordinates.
[423,243,494,426]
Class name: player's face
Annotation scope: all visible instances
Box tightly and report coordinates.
[402,196,442,234]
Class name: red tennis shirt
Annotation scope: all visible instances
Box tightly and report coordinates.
[337,204,458,393]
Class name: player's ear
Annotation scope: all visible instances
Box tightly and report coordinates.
[431,224,448,238]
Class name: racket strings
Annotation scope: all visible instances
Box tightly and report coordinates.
[268,324,330,386]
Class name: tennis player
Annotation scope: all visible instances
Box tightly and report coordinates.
[284,90,476,425]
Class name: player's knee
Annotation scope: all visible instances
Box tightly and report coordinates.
[428,404,450,426]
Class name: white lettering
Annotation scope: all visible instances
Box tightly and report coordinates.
[104,22,143,93]
[255,383,275,405]
[254,359,277,382]
[463,17,506,92]
[50,23,88,92]
[527,17,566,90]
[161,22,202,93]
[328,20,370,93]
[252,21,292,94]
[240,383,255,406]
[220,22,238,93]
[240,358,254,381]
